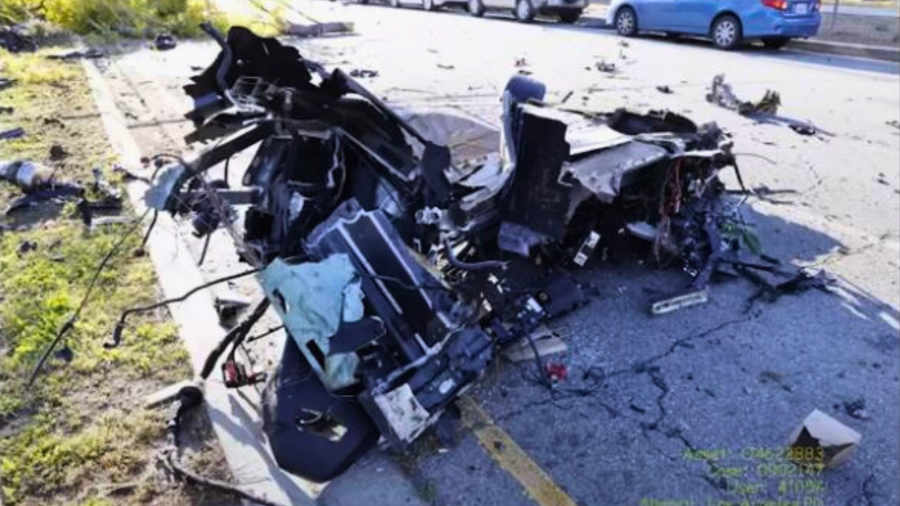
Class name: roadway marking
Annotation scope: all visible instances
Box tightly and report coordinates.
[458,396,580,506]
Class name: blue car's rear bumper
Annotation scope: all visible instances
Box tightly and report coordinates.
[745,11,821,38]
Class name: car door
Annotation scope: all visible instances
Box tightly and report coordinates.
[671,0,725,34]
[635,0,680,31]
[483,0,512,9]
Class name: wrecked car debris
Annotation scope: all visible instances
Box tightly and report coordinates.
[0,25,36,53]
[0,160,122,218]
[706,74,829,137]
[1,127,25,140]
[32,25,823,484]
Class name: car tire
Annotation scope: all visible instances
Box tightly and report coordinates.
[762,37,790,49]
[558,10,581,24]
[514,0,536,23]
[711,14,742,50]
[423,0,437,10]
[390,0,401,7]
[468,0,485,17]
[614,6,638,37]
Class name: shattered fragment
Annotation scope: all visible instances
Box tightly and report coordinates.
[706,74,780,116]
[787,409,862,469]
[153,33,177,51]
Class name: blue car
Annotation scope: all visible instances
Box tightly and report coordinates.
[607,0,821,50]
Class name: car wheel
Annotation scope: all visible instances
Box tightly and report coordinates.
[514,0,536,23]
[390,0,401,7]
[468,0,485,17]
[558,10,581,24]
[423,0,437,10]
[614,6,638,37]
[762,37,790,49]
[711,14,742,50]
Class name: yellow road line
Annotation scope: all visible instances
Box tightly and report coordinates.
[458,396,580,506]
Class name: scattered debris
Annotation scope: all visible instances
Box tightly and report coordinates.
[349,68,379,78]
[706,75,829,137]
[842,398,871,421]
[502,328,567,362]
[113,163,151,183]
[560,90,574,104]
[1,127,25,140]
[787,409,861,469]
[0,77,16,91]
[887,119,900,130]
[595,60,617,73]
[153,33,177,51]
[707,74,780,116]
[283,21,354,38]
[650,289,709,315]
[437,63,455,70]
[17,240,37,256]
[0,106,13,115]
[49,143,68,161]
[656,85,673,94]
[215,293,252,327]
[515,57,528,67]
[47,48,104,60]
[0,25,36,53]
[545,362,568,382]
[0,160,122,217]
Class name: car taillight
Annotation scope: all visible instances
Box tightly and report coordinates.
[762,0,788,10]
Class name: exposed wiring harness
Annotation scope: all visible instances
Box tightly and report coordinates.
[27,209,151,388]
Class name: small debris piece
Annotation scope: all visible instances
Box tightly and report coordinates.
[502,328,567,363]
[0,26,36,53]
[49,144,68,161]
[0,127,24,140]
[0,106,13,115]
[514,57,528,67]
[656,85,673,94]
[545,362,568,382]
[842,399,871,421]
[706,74,780,116]
[650,289,709,315]
[215,293,252,327]
[437,64,455,70]
[595,60,617,73]
[47,48,104,60]
[143,379,204,408]
[17,240,37,256]
[560,90,574,104]
[787,409,861,469]
[153,33,177,51]
[618,40,630,48]
[789,124,816,136]
[887,119,900,130]
[0,78,16,91]
[349,69,379,78]
[113,163,151,183]
[283,21,354,37]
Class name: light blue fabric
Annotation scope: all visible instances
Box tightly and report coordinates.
[260,254,364,389]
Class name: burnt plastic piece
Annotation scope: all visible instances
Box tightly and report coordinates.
[262,338,379,483]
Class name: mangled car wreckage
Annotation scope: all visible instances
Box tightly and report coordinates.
[115,25,813,483]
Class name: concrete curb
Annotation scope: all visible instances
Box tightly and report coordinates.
[787,38,900,62]
[579,15,899,63]
[79,57,319,506]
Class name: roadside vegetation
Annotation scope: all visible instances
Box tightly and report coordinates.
[1,0,286,40]
[0,48,233,506]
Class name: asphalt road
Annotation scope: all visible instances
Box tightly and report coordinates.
[96,1,900,505]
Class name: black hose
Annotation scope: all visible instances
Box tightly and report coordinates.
[442,239,507,271]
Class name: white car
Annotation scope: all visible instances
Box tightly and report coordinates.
[369,0,586,23]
